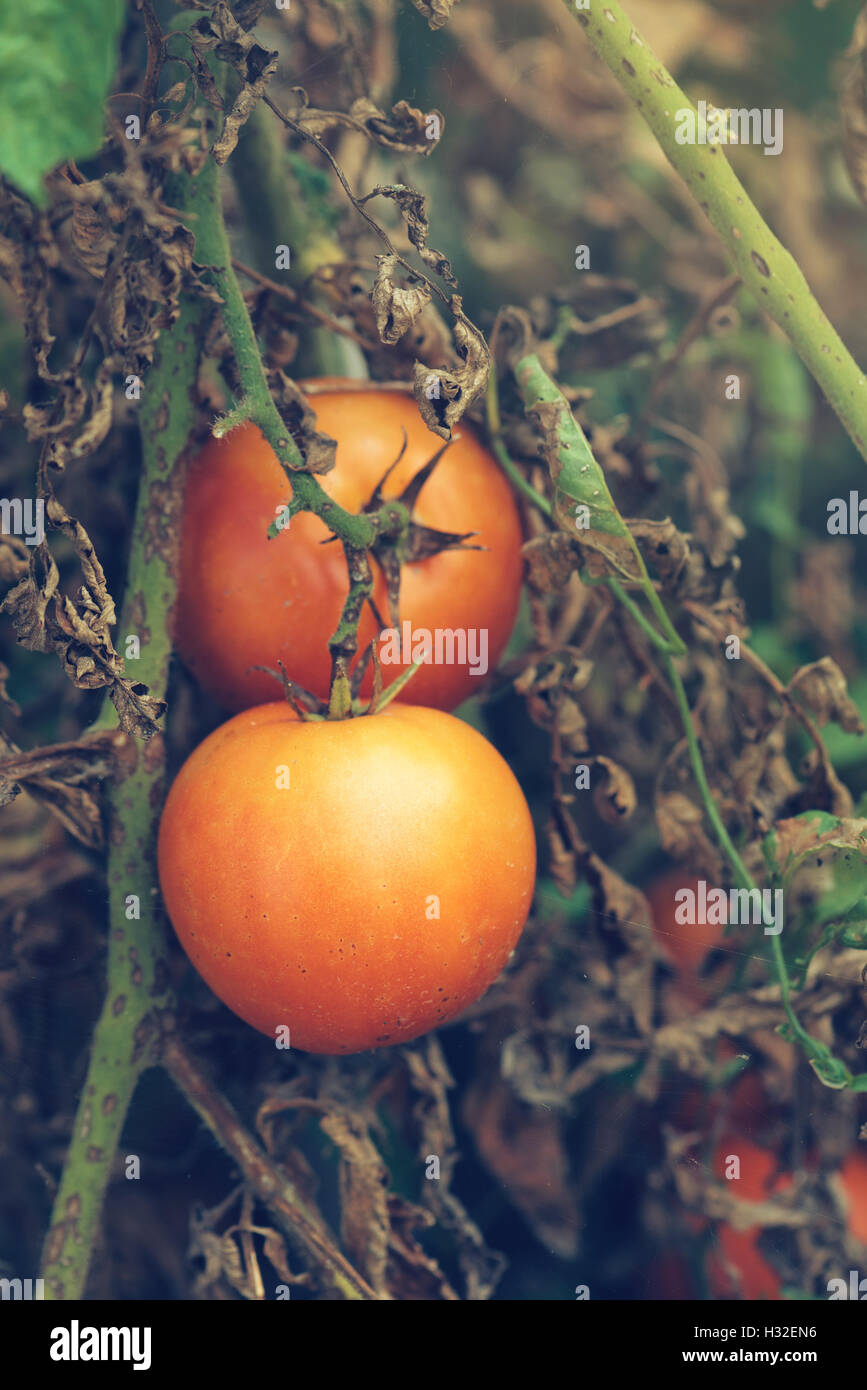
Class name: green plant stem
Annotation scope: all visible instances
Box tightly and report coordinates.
[232,103,335,287]
[606,575,669,652]
[232,103,349,377]
[564,0,867,464]
[192,156,400,549]
[486,370,554,516]
[40,293,206,1300]
[514,352,854,1088]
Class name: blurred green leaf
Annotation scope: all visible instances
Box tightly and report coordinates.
[0,0,124,203]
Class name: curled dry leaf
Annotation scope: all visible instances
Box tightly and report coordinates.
[787,656,866,734]
[411,0,463,31]
[365,185,457,286]
[654,790,725,882]
[371,254,432,345]
[319,1109,390,1297]
[592,755,637,824]
[285,92,444,156]
[521,533,578,594]
[461,1065,581,1260]
[412,300,491,439]
[385,1194,459,1300]
[628,517,691,592]
[0,730,125,848]
[0,501,164,738]
[274,373,337,473]
[189,1,279,164]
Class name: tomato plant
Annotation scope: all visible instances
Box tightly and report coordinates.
[174,386,525,713]
[157,701,536,1054]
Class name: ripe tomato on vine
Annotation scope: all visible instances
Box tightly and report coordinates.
[174,384,525,713]
[157,700,536,1054]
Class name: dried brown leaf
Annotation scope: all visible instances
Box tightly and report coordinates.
[462,1066,580,1259]
[592,755,637,824]
[521,533,577,594]
[286,92,444,156]
[1,504,164,738]
[385,1194,460,1300]
[788,656,866,734]
[412,300,491,439]
[276,374,337,473]
[371,254,432,346]
[411,0,463,30]
[629,516,691,590]
[655,790,725,882]
[0,730,124,848]
[189,1,279,163]
[319,1109,390,1296]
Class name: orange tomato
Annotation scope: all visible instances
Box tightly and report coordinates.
[157,702,536,1054]
[174,386,524,712]
[647,872,730,982]
[708,1136,792,1300]
[838,1149,867,1245]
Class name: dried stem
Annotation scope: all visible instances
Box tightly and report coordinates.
[162,1034,382,1300]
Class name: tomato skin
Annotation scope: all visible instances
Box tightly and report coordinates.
[156,702,536,1054]
[648,873,729,983]
[174,388,524,712]
[838,1150,867,1245]
[708,1137,792,1300]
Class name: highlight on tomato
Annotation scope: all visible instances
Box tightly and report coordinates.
[173,383,525,713]
[157,700,536,1054]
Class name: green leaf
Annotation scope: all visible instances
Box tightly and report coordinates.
[514,352,644,584]
[763,811,867,883]
[0,0,125,203]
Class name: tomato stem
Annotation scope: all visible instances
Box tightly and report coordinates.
[40,291,208,1298]
[563,0,867,465]
[515,354,858,1092]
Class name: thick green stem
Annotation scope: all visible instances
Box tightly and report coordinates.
[233,103,339,287]
[564,0,867,463]
[40,294,206,1299]
[232,104,349,378]
[191,157,383,547]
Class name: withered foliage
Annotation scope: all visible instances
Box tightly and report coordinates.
[2,0,867,1305]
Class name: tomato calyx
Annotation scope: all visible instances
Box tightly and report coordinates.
[360,438,482,626]
[251,661,326,721]
[325,649,424,720]
[251,652,424,722]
